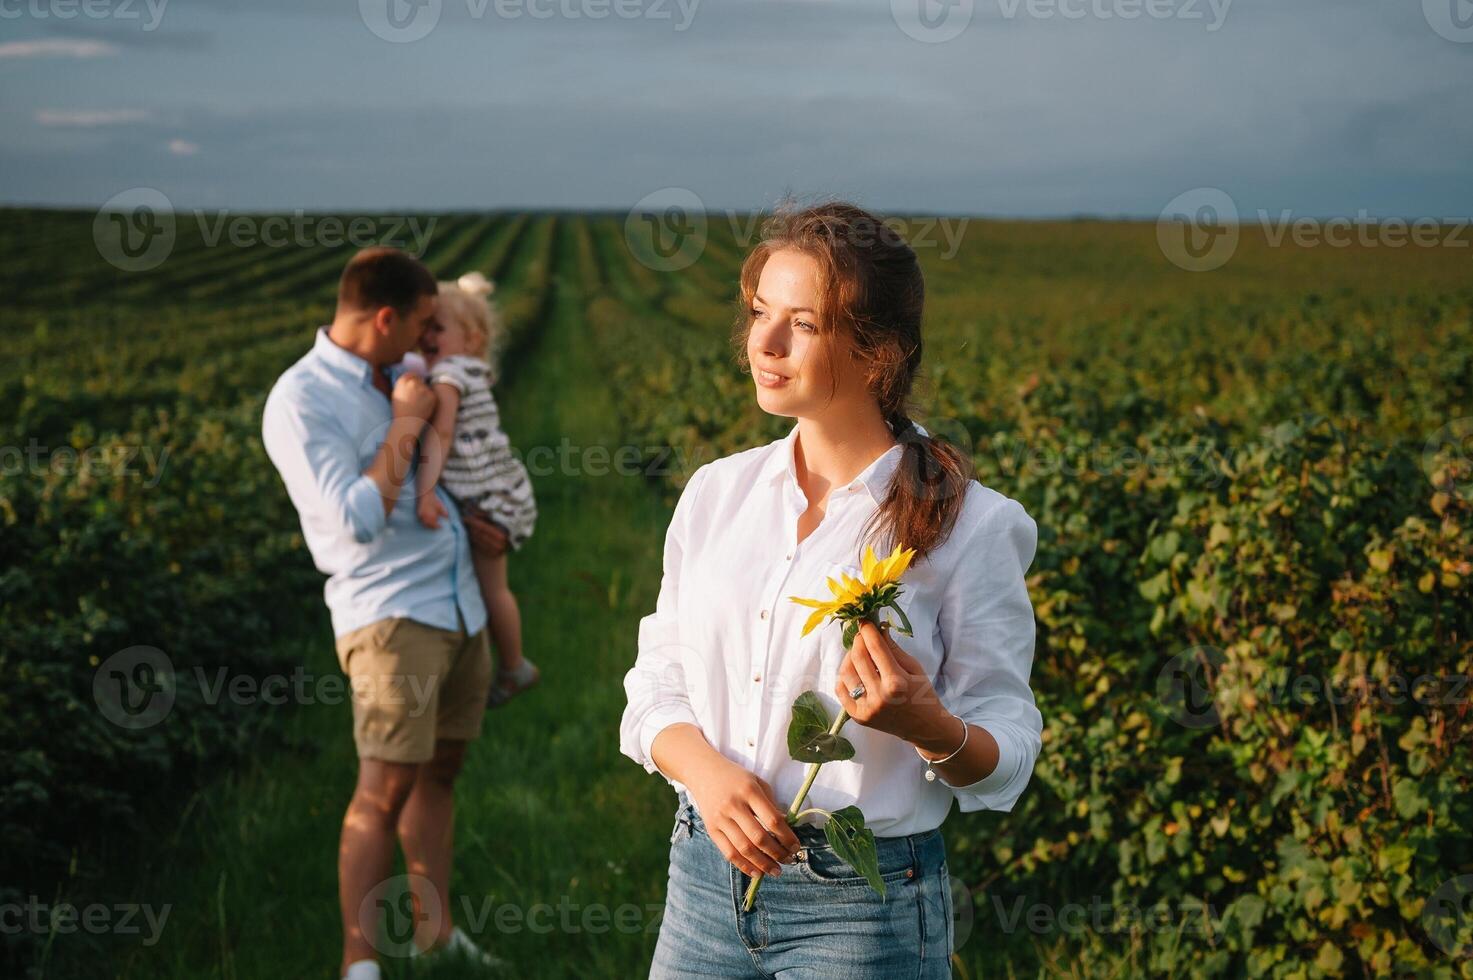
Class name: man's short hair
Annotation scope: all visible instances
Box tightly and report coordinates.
[337,247,437,315]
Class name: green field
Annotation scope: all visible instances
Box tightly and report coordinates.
[3,209,1470,978]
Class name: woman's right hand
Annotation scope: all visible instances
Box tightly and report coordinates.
[685,757,801,878]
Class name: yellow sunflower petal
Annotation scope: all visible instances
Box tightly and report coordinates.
[861,545,880,585]
[789,595,831,608]
[886,546,916,582]
[800,606,831,636]
[872,545,898,582]
[871,543,914,584]
[840,572,866,597]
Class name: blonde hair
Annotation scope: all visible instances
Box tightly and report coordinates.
[437,271,502,368]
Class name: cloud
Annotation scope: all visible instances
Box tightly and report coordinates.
[0,38,119,59]
[37,20,213,51]
[35,109,152,127]
[168,138,200,156]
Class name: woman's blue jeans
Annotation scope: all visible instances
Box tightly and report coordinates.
[649,792,954,978]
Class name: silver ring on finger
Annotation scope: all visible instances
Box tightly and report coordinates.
[849,683,866,700]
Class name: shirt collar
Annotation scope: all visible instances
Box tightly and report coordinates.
[312,326,376,385]
[762,419,930,503]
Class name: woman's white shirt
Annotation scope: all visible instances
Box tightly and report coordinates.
[618,421,1042,838]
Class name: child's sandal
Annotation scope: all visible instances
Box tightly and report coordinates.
[488,658,540,709]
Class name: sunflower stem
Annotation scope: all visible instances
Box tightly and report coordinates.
[742,602,898,912]
[743,708,850,911]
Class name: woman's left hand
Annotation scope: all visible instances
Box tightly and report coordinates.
[836,621,959,750]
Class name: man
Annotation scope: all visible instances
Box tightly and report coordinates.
[263,247,508,979]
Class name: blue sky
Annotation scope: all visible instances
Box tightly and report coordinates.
[2,0,1470,216]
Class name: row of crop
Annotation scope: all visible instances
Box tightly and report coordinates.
[583,219,780,494]
[9,209,496,310]
[580,218,1473,976]
[4,215,539,422]
[491,215,559,380]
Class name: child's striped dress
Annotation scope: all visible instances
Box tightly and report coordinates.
[426,354,537,551]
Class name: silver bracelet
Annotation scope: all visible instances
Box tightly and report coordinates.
[915,715,968,783]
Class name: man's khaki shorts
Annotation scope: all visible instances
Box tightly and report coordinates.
[333,617,493,763]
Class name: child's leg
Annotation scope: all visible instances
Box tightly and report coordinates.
[471,547,525,672]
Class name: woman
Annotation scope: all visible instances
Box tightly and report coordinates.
[618,202,1042,978]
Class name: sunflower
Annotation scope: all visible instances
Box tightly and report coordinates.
[790,542,917,641]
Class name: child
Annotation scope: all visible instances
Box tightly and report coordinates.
[415,271,539,707]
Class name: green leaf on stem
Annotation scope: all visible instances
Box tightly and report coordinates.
[787,691,855,763]
[886,601,914,637]
[823,805,885,898]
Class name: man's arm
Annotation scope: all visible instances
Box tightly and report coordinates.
[262,374,437,543]
[363,374,438,518]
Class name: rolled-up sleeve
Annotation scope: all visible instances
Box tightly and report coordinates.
[262,383,387,545]
[933,497,1042,812]
[619,463,711,780]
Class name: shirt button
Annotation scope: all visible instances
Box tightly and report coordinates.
[760,609,768,620]
[785,553,793,561]
[753,674,762,683]
[746,737,755,747]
